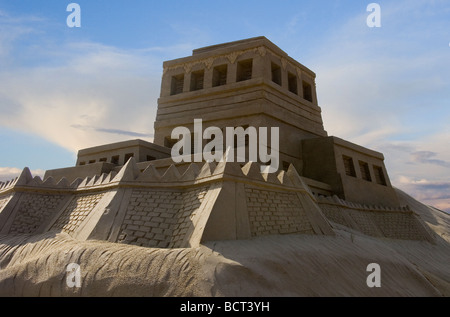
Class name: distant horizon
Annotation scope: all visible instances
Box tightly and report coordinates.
[1,1,449,211]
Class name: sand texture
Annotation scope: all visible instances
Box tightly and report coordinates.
[0,189,448,297]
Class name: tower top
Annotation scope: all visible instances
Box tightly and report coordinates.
[154,37,327,164]
[192,36,268,55]
[162,36,316,85]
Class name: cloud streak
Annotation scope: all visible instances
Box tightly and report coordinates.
[303,0,450,211]
[410,151,450,168]
[307,1,450,147]
[396,175,450,212]
[70,124,154,138]
[0,17,162,153]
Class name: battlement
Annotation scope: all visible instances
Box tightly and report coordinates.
[0,155,336,248]
[315,194,435,243]
[0,153,435,247]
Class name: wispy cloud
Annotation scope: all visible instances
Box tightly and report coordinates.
[0,12,162,153]
[410,151,450,168]
[0,167,45,182]
[70,124,154,138]
[396,175,450,212]
[308,1,450,146]
[305,0,450,211]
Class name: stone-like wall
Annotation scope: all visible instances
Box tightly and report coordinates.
[51,192,105,234]
[116,186,208,248]
[246,186,314,237]
[170,187,208,248]
[317,195,434,242]
[9,158,437,250]
[9,193,66,234]
[372,212,432,240]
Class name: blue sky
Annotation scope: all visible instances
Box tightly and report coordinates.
[0,0,449,211]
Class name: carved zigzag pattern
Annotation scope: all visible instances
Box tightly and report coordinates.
[0,157,312,194]
[315,194,411,212]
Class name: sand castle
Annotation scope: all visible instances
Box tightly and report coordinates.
[0,36,432,245]
[0,37,448,297]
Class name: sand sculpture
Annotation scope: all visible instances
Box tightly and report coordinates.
[0,37,448,297]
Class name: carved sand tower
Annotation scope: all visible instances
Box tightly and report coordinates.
[154,36,326,173]
[0,37,435,250]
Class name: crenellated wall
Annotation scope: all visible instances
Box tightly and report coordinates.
[0,155,335,248]
[316,194,435,242]
[0,153,435,248]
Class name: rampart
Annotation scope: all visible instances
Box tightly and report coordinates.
[316,194,435,242]
[0,154,435,248]
[0,155,335,248]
